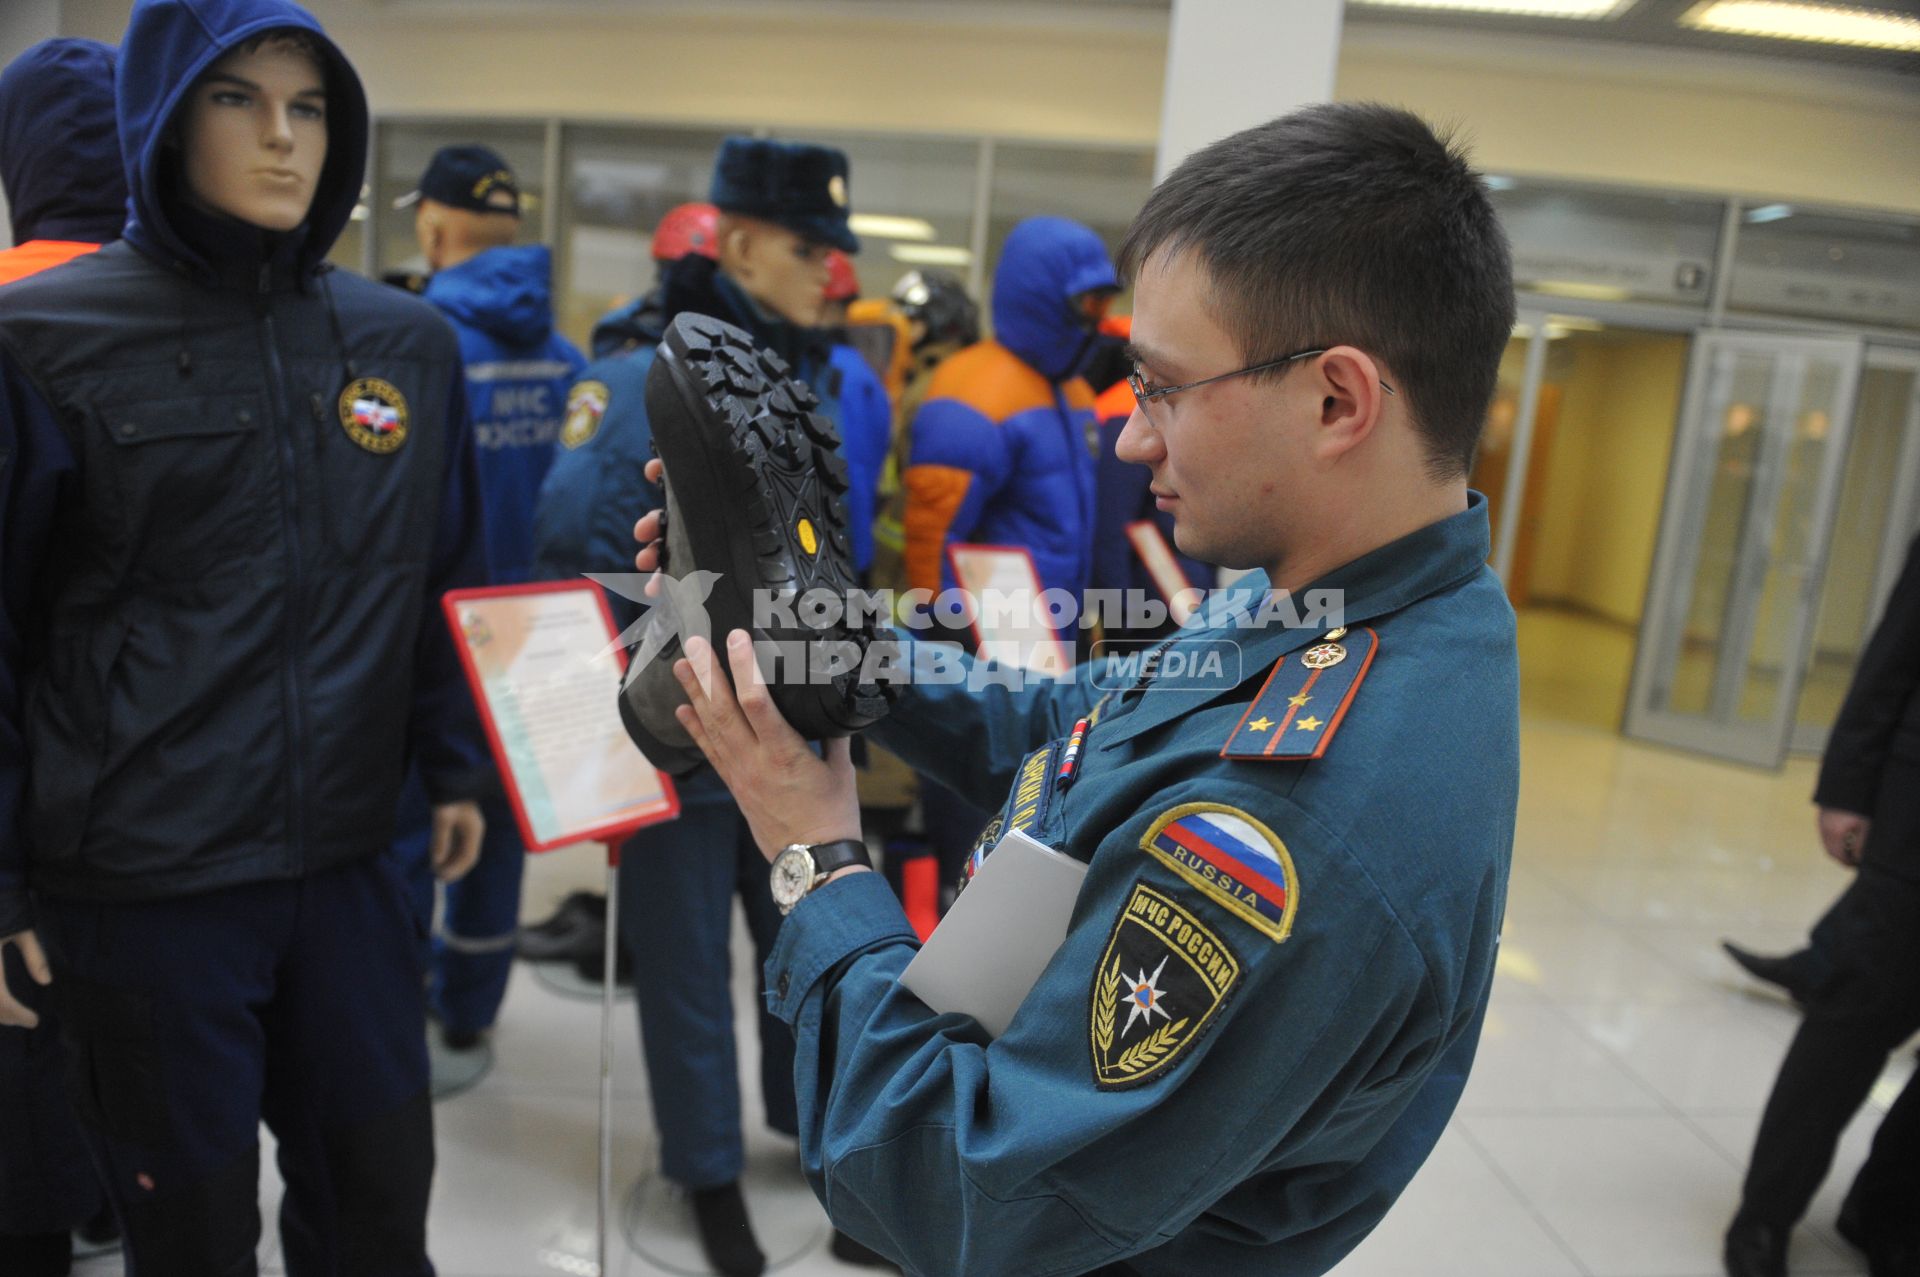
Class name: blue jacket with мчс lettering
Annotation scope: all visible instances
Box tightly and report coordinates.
[0,0,490,940]
[423,244,586,585]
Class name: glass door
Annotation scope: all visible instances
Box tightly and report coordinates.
[1625,332,1863,767]
[1791,348,1920,753]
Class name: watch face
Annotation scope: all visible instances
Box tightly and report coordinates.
[771,847,815,909]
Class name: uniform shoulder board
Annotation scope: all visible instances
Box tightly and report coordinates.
[1220,627,1377,761]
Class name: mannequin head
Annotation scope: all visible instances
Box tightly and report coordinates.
[176,32,328,232]
[717,212,833,327]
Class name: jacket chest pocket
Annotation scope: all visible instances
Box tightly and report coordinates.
[92,392,274,577]
[308,372,439,566]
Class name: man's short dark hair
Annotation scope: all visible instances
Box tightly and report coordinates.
[1119,103,1514,479]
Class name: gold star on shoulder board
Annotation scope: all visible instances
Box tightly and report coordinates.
[1286,693,1311,709]
[1295,716,1324,732]
[1248,716,1276,732]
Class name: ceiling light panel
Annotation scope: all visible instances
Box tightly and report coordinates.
[1349,0,1631,18]
[1681,1,1920,49]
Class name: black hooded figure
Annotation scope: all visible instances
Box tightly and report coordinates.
[0,1,491,1271]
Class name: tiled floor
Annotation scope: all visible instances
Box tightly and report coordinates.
[76,692,1914,1276]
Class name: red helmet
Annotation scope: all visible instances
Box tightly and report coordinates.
[823,249,860,303]
[651,202,719,263]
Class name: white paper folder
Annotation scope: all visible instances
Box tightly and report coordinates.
[897,827,1089,1038]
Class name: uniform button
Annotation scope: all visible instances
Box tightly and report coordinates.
[777,971,791,998]
[236,409,252,424]
[118,422,137,438]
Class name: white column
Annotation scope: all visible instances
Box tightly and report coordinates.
[0,0,65,248]
[1156,0,1344,180]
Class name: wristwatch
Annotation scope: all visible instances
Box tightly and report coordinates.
[770,838,871,915]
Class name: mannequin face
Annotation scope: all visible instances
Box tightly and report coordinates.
[178,38,328,233]
[719,215,832,326]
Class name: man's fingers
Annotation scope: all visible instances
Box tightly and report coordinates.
[824,734,854,772]
[674,703,726,779]
[645,458,664,483]
[17,931,51,986]
[0,984,38,1030]
[678,637,751,746]
[726,631,789,742]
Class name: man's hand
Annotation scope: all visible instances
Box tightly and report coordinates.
[1817,807,1870,868]
[673,631,863,862]
[0,929,52,1029]
[430,801,486,882]
[633,456,667,577]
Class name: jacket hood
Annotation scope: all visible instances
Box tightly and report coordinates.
[425,244,556,348]
[0,39,126,245]
[117,0,369,279]
[991,216,1116,382]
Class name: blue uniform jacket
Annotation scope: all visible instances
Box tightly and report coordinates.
[764,495,1518,1276]
[424,244,585,585]
[901,217,1115,604]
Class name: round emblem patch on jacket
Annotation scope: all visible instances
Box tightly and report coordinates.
[338,377,410,454]
[561,380,609,449]
[1140,803,1300,943]
[1090,881,1240,1090]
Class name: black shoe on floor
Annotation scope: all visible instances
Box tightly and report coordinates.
[830,1227,897,1268]
[441,1025,485,1053]
[74,1204,119,1251]
[619,313,895,774]
[572,941,633,988]
[1721,941,1813,1005]
[1724,1218,1789,1277]
[518,895,609,962]
[689,1181,766,1277]
[0,1229,73,1277]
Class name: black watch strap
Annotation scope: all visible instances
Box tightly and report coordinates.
[807,838,871,877]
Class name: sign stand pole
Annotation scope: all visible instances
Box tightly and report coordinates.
[598,839,622,1276]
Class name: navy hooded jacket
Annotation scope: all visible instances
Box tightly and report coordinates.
[0,0,489,937]
[900,216,1116,607]
[423,244,586,584]
[0,38,125,248]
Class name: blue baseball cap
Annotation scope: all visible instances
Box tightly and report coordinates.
[394,144,519,216]
[709,136,858,254]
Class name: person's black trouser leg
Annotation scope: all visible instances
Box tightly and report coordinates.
[1843,1041,1920,1249]
[1737,862,1920,1232]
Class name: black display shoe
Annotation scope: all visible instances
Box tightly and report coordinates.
[618,313,894,774]
[517,892,608,962]
[1724,1218,1789,1277]
[0,1229,72,1277]
[572,940,633,988]
[1721,941,1814,1005]
[830,1227,897,1268]
[689,1181,766,1277]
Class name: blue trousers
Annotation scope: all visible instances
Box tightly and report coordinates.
[36,857,435,1277]
[393,774,524,1035]
[619,789,797,1188]
[0,945,102,1237]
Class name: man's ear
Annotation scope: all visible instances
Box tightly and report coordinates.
[719,221,755,279]
[1312,346,1389,461]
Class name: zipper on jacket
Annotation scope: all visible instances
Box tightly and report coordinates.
[257,271,311,874]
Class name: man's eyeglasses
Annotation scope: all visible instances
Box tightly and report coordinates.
[1127,346,1396,427]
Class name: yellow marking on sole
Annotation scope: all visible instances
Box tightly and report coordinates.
[796,518,819,556]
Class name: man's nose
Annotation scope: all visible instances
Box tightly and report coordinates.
[1113,404,1162,465]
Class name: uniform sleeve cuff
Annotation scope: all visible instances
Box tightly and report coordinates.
[764,870,916,1024]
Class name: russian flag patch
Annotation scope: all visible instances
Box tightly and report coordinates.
[1141,804,1300,942]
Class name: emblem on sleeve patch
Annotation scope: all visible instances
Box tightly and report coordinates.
[1141,803,1300,942]
[338,377,410,454]
[560,380,610,450]
[1221,627,1377,761]
[1091,882,1240,1090]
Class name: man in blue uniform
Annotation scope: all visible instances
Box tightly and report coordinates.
[635,102,1520,1276]
[534,136,876,1277]
[0,1,489,1270]
[391,144,586,1054]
